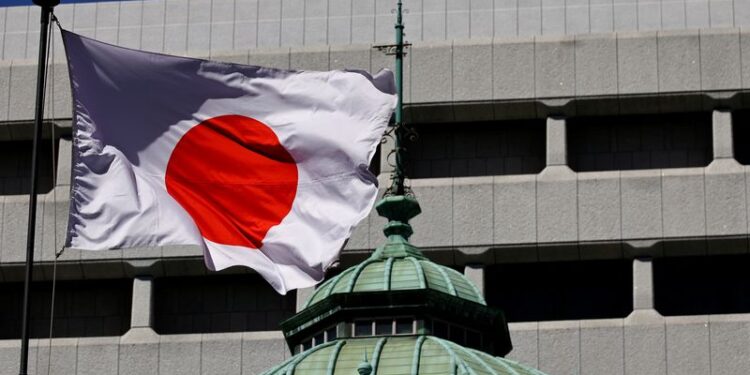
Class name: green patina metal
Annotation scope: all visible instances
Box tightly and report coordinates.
[263,336,547,375]
[263,2,549,374]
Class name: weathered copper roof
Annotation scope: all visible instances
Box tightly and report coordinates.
[304,254,485,308]
[262,335,547,375]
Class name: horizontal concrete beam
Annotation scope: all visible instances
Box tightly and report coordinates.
[2,29,750,123]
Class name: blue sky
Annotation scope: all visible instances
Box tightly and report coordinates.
[0,0,126,7]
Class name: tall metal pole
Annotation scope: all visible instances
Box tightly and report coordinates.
[391,0,406,195]
[19,1,58,374]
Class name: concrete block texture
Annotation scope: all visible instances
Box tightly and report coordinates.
[545,117,566,166]
[409,178,453,247]
[202,333,242,375]
[709,317,750,375]
[534,36,575,98]
[577,171,621,241]
[1,196,43,264]
[657,30,701,92]
[494,174,537,244]
[580,324,624,375]
[493,36,535,100]
[242,332,289,374]
[119,331,160,375]
[329,44,370,71]
[712,110,734,159]
[632,258,654,309]
[665,317,711,375]
[507,323,539,368]
[589,0,614,33]
[0,62,10,122]
[452,39,492,101]
[131,277,153,328]
[620,169,662,239]
[3,6,28,60]
[700,28,741,90]
[409,41,452,103]
[575,34,617,96]
[617,31,658,94]
[77,337,121,375]
[742,30,750,96]
[624,322,667,375]
[705,160,747,235]
[34,338,77,375]
[538,321,580,374]
[536,166,578,242]
[159,334,202,375]
[289,45,330,71]
[661,168,706,238]
[453,177,493,246]
[518,0,542,36]
[8,62,36,122]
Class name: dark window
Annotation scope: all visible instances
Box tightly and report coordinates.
[486,260,632,322]
[733,110,750,165]
[313,332,325,345]
[326,326,337,341]
[354,321,372,336]
[655,255,750,316]
[466,330,481,348]
[153,274,295,334]
[405,120,546,178]
[395,319,413,334]
[449,325,465,346]
[375,319,392,335]
[568,112,712,172]
[0,139,59,195]
[303,339,312,351]
[0,279,132,339]
[432,320,448,337]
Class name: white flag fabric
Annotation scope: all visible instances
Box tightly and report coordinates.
[62,30,396,294]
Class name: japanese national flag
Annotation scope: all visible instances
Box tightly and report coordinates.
[61,30,396,294]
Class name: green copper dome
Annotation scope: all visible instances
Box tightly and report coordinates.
[304,254,485,308]
[262,336,546,375]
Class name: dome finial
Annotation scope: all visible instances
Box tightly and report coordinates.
[357,351,373,375]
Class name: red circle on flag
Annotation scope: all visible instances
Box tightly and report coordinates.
[165,115,298,249]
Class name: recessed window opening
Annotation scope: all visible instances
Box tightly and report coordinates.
[568,112,712,172]
[654,254,750,316]
[486,260,632,322]
[732,110,750,165]
[295,325,338,354]
[153,274,295,334]
[0,279,132,339]
[405,120,546,178]
[351,317,417,337]
[0,139,59,195]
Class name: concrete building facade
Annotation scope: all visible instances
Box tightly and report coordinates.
[1,0,750,373]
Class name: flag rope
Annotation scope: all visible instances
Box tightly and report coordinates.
[42,13,57,375]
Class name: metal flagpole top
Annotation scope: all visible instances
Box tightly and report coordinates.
[32,0,60,7]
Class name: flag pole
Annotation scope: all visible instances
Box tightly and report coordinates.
[19,1,58,374]
[374,1,410,195]
[392,0,405,195]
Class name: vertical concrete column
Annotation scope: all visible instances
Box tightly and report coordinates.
[633,258,654,310]
[545,116,567,166]
[55,137,73,186]
[296,286,315,312]
[464,264,485,297]
[712,109,734,159]
[131,276,154,328]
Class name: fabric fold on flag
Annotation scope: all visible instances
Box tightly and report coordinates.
[61,29,396,294]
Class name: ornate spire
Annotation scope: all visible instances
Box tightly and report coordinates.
[372,0,423,259]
